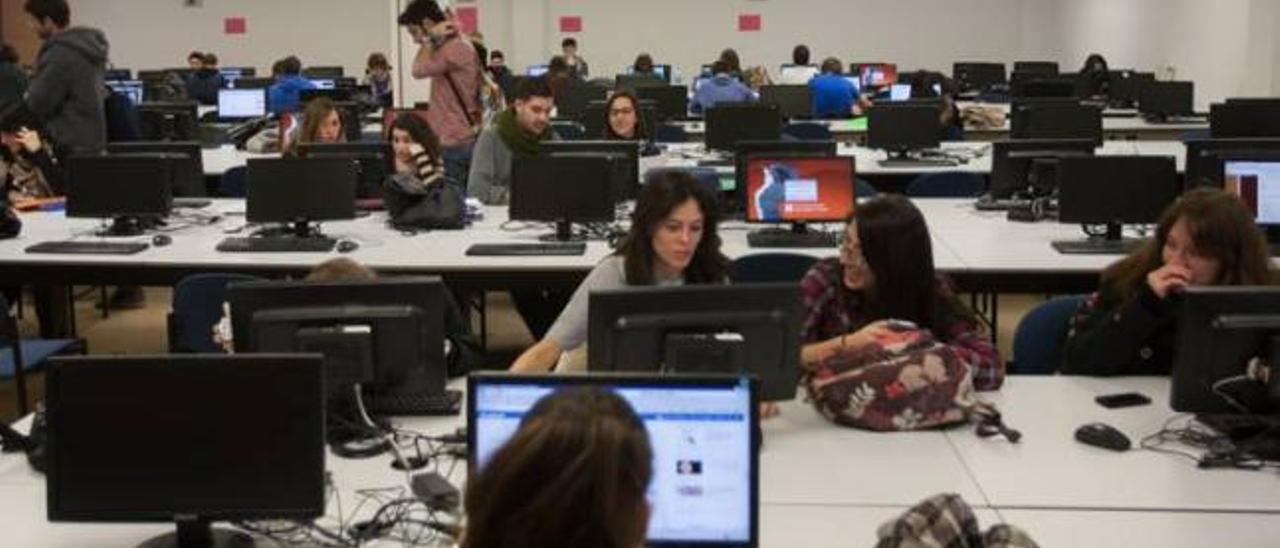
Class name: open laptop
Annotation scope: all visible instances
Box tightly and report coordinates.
[469,372,759,547]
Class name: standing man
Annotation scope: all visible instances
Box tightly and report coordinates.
[400,0,482,190]
[23,0,109,157]
[561,38,589,80]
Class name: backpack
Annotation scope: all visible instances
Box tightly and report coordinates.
[383,175,466,231]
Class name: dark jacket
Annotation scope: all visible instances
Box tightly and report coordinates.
[1060,284,1176,376]
[0,61,28,109]
[184,68,224,106]
[26,27,110,156]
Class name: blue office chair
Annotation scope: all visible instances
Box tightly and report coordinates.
[782,122,833,141]
[551,121,587,140]
[730,253,819,284]
[856,177,877,199]
[1009,295,1086,375]
[167,273,265,353]
[219,165,248,198]
[905,171,987,198]
[1,294,84,415]
[655,123,690,143]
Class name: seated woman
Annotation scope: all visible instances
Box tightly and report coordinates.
[388,112,447,187]
[2,125,64,204]
[283,96,345,154]
[1061,188,1274,375]
[601,90,648,141]
[462,386,652,548]
[510,171,729,372]
[799,194,1003,391]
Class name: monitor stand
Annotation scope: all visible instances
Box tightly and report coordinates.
[253,220,325,239]
[1051,223,1147,255]
[95,216,157,237]
[747,222,839,248]
[539,219,586,242]
[877,150,958,168]
[138,518,256,548]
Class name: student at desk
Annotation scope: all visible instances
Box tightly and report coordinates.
[1078,53,1111,102]
[389,112,447,187]
[809,57,867,119]
[602,90,648,141]
[184,52,223,106]
[2,125,63,202]
[282,96,344,155]
[468,76,558,205]
[510,172,730,372]
[267,55,316,114]
[691,60,755,114]
[1061,189,1274,376]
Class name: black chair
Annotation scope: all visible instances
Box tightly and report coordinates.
[1,293,83,415]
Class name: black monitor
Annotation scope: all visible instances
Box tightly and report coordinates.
[543,140,640,202]
[66,154,174,236]
[1139,81,1194,120]
[1011,77,1078,99]
[615,73,667,89]
[1013,61,1059,76]
[1172,287,1280,414]
[509,154,615,241]
[635,85,690,121]
[555,82,608,119]
[46,354,326,548]
[1108,70,1155,108]
[1184,138,1280,188]
[296,142,394,200]
[853,62,897,88]
[231,77,275,90]
[1221,156,1280,245]
[987,139,1096,199]
[1010,101,1102,144]
[867,103,941,158]
[136,101,199,141]
[704,103,782,152]
[219,66,256,78]
[732,139,838,195]
[302,66,344,79]
[587,283,803,402]
[106,79,144,105]
[299,87,353,104]
[579,99,658,139]
[1211,102,1280,138]
[104,68,131,81]
[952,62,1006,92]
[136,69,171,83]
[759,85,812,120]
[245,157,357,236]
[741,155,856,240]
[1053,156,1180,253]
[106,141,206,197]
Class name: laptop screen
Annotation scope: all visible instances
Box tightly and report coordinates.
[469,374,757,545]
[1224,160,1280,226]
[107,80,144,105]
[218,89,267,118]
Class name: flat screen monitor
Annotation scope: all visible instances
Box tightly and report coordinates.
[1172,287,1280,413]
[65,154,174,233]
[45,354,326,547]
[1184,138,1280,188]
[106,79,144,105]
[587,283,802,402]
[136,101,199,141]
[1223,159,1280,227]
[468,372,759,547]
[952,62,1006,92]
[509,154,615,241]
[302,66,344,79]
[217,88,267,119]
[778,64,819,83]
[1140,81,1194,119]
[1211,102,1280,138]
[245,157,357,228]
[1013,61,1058,76]
[731,139,839,195]
[106,141,205,197]
[555,82,608,119]
[987,139,1096,199]
[1011,78,1079,99]
[232,77,274,90]
[616,73,667,89]
[1109,71,1156,107]
[854,63,896,88]
[1010,101,1102,144]
[1057,155,1180,227]
[308,78,336,90]
[759,85,811,120]
[543,140,641,202]
[704,103,782,152]
[743,156,855,224]
[867,104,941,153]
[296,142,394,200]
[299,87,353,104]
[104,68,132,81]
[889,84,912,101]
[635,85,690,121]
[527,64,549,77]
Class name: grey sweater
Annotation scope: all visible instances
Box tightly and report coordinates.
[467,124,558,205]
[26,27,109,156]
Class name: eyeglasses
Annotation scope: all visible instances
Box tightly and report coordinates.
[609,107,636,116]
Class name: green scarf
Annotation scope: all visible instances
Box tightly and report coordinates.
[495,108,551,156]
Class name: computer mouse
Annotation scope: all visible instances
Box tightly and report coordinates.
[151,234,172,247]
[336,240,359,253]
[1074,422,1131,452]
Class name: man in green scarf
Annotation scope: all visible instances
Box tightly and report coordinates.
[468,76,557,205]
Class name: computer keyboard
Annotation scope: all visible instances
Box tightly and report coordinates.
[878,157,960,168]
[216,236,337,253]
[365,389,462,416]
[1143,116,1207,125]
[466,242,586,256]
[974,196,1034,211]
[25,241,149,255]
[747,230,838,249]
[173,198,212,209]
[1051,238,1147,255]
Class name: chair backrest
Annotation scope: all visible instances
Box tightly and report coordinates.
[218,165,248,198]
[782,122,833,141]
[905,171,986,198]
[730,253,818,284]
[168,273,265,353]
[551,121,587,140]
[655,123,689,143]
[1010,295,1086,375]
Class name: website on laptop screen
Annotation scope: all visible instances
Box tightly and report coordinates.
[1225,160,1280,225]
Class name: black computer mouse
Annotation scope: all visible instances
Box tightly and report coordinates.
[336,240,359,253]
[151,234,172,247]
[1074,422,1131,452]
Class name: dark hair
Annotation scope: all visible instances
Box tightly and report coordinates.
[561,37,578,49]
[389,112,441,159]
[279,55,302,76]
[548,55,569,74]
[271,59,287,77]
[462,387,652,548]
[305,258,376,282]
[711,60,731,75]
[0,44,18,64]
[23,0,69,28]
[296,97,343,146]
[792,45,811,66]
[187,51,205,63]
[1082,53,1110,74]
[603,90,647,140]
[718,48,741,73]
[633,53,654,74]
[512,75,553,102]
[490,50,505,60]
[820,57,842,74]
[366,53,390,71]
[1098,188,1274,307]
[398,0,446,26]
[202,52,218,67]
[854,194,973,335]
[619,171,729,285]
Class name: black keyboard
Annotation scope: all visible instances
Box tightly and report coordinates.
[747,229,838,248]
[173,198,212,209]
[25,241,149,255]
[1051,238,1147,255]
[466,242,586,256]
[216,236,337,253]
[974,196,1033,211]
[878,157,960,168]
[1143,115,1208,125]
[366,389,462,416]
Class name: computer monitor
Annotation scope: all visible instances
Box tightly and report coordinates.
[468,372,759,546]
[854,63,897,88]
[65,154,174,236]
[106,141,206,197]
[308,78,337,91]
[217,88,267,119]
[1013,61,1059,76]
[136,101,199,141]
[527,64,549,77]
[888,84,912,101]
[635,85,690,121]
[1172,287,1280,414]
[46,354,326,548]
[231,77,274,90]
[509,154,616,241]
[587,283,803,402]
[1010,101,1103,144]
[704,103,782,152]
[867,103,941,157]
[952,62,1006,93]
[1222,158,1280,245]
[245,157,358,236]
[296,142,394,200]
[616,73,667,89]
[105,79,144,105]
[1108,70,1155,108]
[555,82,609,119]
[1011,78,1079,99]
[219,66,256,79]
[742,155,855,229]
[1139,81,1194,120]
[299,87,353,104]
[778,64,819,83]
[987,139,1096,199]
[1184,138,1280,189]
[731,139,839,194]
[104,68,131,81]
[1211,102,1280,138]
[136,69,171,83]
[1053,155,1180,253]
[543,140,641,202]
[759,85,812,120]
[302,66,344,79]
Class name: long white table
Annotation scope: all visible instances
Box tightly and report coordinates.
[672,115,1207,143]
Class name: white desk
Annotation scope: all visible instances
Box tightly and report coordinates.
[671,116,1207,143]
[200,146,277,176]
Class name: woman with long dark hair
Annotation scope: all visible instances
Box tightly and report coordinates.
[1078,53,1111,101]
[799,194,1003,390]
[1062,188,1275,375]
[602,90,647,141]
[510,171,730,372]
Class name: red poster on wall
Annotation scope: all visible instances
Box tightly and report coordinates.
[224,17,246,35]
[455,7,478,34]
[559,16,583,33]
[738,14,761,32]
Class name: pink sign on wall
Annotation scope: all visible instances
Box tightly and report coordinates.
[738,14,761,32]
[559,16,583,33]
[224,17,247,35]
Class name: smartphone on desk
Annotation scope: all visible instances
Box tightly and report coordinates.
[1095,392,1151,409]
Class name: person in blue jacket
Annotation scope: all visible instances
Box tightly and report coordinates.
[809,57,859,119]
[691,60,755,114]
[267,55,315,114]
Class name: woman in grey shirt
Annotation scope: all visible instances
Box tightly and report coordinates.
[510,171,731,372]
